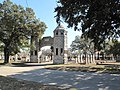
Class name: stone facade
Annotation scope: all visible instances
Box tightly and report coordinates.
[30,25,68,64]
[53,25,68,64]
[30,36,39,62]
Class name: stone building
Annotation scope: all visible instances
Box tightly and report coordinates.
[53,25,68,64]
[30,24,68,64]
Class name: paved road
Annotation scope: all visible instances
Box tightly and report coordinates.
[0,65,120,90]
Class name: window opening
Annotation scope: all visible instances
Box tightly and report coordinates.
[35,50,37,55]
[56,48,58,55]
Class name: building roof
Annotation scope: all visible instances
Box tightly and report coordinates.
[54,24,65,31]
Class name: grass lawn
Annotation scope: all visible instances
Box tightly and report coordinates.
[0,62,120,90]
[44,63,120,74]
[0,76,64,90]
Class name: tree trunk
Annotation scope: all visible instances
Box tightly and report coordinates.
[4,46,10,64]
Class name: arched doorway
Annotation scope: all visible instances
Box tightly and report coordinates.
[30,36,54,63]
[38,46,53,63]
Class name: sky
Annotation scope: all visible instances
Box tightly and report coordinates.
[0,0,82,47]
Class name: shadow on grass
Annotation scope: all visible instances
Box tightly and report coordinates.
[8,68,120,90]
[12,63,54,67]
[0,62,54,67]
[1,61,120,89]
[0,75,62,90]
[0,63,6,65]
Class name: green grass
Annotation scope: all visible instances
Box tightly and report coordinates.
[45,64,120,74]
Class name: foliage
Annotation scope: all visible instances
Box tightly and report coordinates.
[105,41,120,56]
[0,0,47,63]
[70,35,94,54]
[55,0,120,50]
[30,19,47,51]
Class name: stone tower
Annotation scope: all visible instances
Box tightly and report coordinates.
[53,25,68,64]
[30,35,39,62]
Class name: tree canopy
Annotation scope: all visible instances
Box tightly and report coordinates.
[0,0,47,63]
[55,0,120,49]
[105,41,120,56]
[70,35,94,54]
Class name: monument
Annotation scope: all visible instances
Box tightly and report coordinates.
[30,24,68,64]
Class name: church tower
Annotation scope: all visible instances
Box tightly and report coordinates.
[53,25,68,64]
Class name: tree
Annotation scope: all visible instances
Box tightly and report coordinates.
[0,0,47,64]
[55,0,120,50]
[70,35,94,55]
[30,19,47,51]
[70,35,81,52]
[105,41,120,57]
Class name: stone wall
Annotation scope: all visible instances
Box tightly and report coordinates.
[30,25,68,64]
